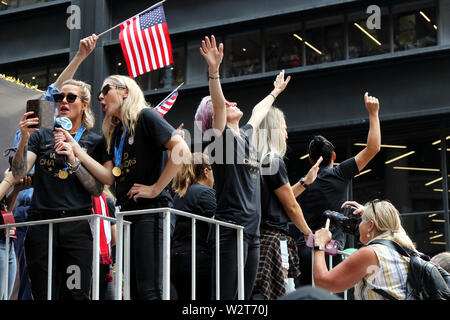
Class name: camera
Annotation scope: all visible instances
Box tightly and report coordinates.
[323,205,361,235]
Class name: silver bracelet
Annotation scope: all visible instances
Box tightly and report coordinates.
[70,161,82,173]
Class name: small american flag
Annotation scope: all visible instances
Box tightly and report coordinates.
[154,90,178,117]
[119,3,173,78]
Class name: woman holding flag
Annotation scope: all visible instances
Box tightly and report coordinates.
[60,74,190,299]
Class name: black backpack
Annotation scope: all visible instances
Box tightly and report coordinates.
[369,239,450,300]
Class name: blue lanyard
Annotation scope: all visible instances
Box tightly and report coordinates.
[114,127,127,168]
[63,125,85,171]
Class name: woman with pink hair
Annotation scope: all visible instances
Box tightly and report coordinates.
[195,35,291,300]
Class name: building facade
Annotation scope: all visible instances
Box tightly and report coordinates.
[1,0,449,255]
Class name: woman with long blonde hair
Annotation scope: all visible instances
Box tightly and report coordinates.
[313,199,416,300]
[171,153,215,300]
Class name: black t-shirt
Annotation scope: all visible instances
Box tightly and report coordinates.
[260,154,290,234]
[111,108,177,211]
[204,124,261,237]
[28,128,109,212]
[297,157,359,248]
[172,183,216,253]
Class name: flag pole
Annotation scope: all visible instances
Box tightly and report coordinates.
[154,82,184,109]
[97,0,167,38]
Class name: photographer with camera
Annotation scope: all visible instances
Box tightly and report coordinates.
[313,200,416,300]
[295,93,380,287]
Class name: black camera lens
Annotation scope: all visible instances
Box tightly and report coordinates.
[323,207,361,235]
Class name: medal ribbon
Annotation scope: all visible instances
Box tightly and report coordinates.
[114,126,127,170]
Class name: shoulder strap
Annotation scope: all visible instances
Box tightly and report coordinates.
[369,239,411,257]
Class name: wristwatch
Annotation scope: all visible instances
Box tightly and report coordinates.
[314,245,325,251]
[299,177,309,189]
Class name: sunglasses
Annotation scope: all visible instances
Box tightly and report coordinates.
[53,93,80,103]
[97,84,126,101]
[370,199,392,219]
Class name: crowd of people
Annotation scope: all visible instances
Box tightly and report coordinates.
[0,34,449,301]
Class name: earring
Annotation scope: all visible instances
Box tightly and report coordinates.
[367,233,371,238]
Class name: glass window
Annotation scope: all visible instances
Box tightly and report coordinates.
[264,24,303,72]
[224,31,261,78]
[304,16,345,66]
[0,56,66,91]
[393,3,437,52]
[352,128,443,214]
[348,8,390,58]
[0,0,53,11]
[401,213,446,257]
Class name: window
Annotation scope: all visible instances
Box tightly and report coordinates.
[224,31,261,78]
[393,2,437,52]
[0,55,67,91]
[348,8,390,58]
[264,24,303,72]
[304,16,345,66]
[0,0,53,11]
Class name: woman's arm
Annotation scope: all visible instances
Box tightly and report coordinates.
[12,112,38,179]
[200,35,227,134]
[313,220,379,293]
[54,128,115,186]
[127,134,190,201]
[247,70,291,129]
[6,175,32,210]
[292,156,322,197]
[274,183,312,235]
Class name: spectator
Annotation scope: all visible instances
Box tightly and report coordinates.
[295,92,381,287]
[195,35,291,299]
[431,252,450,273]
[171,152,216,300]
[313,199,416,300]
[0,169,31,300]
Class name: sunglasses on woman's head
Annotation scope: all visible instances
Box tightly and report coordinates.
[97,84,126,101]
[53,93,79,103]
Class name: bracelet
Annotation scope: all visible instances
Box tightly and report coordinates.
[3,179,13,187]
[299,177,309,189]
[209,75,220,80]
[269,93,276,100]
[69,161,81,173]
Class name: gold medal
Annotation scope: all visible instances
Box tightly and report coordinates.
[58,170,69,180]
[112,167,122,177]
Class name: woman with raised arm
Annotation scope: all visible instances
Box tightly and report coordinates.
[194,35,291,299]
[252,106,322,299]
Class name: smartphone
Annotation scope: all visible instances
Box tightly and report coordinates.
[26,99,55,130]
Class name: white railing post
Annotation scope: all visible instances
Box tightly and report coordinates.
[311,248,315,287]
[236,228,245,300]
[115,214,124,300]
[215,224,220,300]
[3,228,10,300]
[162,209,171,300]
[47,223,53,300]
[191,218,196,300]
[124,222,131,300]
[92,215,100,300]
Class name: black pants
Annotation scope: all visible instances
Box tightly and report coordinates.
[209,228,260,300]
[171,250,211,300]
[24,210,93,300]
[127,211,164,300]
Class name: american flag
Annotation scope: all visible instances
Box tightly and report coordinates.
[119,3,173,78]
[154,90,178,117]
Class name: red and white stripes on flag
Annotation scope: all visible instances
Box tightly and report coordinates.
[154,91,178,117]
[119,3,173,78]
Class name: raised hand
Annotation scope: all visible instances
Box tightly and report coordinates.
[200,35,224,73]
[303,156,323,185]
[78,34,98,60]
[364,92,379,115]
[273,69,291,94]
[54,140,76,164]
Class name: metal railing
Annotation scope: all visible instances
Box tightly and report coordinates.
[0,207,245,300]
[310,247,353,300]
[114,207,245,300]
[0,214,129,300]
